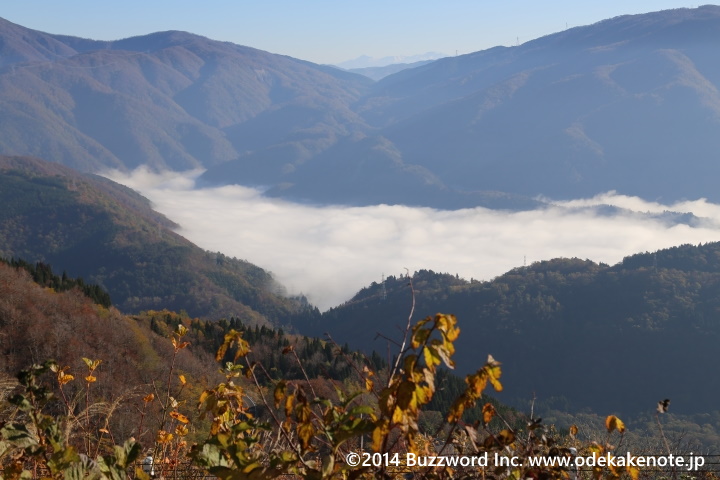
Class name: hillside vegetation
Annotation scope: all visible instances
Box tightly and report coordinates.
[307,242,720,416]
[0,156,317,324]
[2,261,715,478]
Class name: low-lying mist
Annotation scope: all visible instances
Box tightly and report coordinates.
[104,168,720,311]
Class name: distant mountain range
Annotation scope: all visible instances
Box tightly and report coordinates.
[4,7,720,208]
[346,60,437,81]
[335,52,447,69]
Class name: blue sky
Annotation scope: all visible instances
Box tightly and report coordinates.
[2,1,713,64]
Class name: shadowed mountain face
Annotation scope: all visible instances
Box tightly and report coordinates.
[300,242,720,416]
[2,7,720,207]
[362,6,720,202]
[203,6,720,206]
[0,156,317,325]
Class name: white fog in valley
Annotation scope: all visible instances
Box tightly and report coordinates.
[105,168,720,311]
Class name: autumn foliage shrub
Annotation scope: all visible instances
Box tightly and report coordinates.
[1,312,713,479]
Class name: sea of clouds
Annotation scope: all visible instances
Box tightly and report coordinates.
[104,168,720,311]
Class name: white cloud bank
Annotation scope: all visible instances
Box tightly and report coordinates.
[105,168,720,311]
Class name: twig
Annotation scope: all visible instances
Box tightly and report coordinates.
[655,411,677,480]
[373,332,402,348]
[325,333,380,400]
[244,357,312,468]
[289,345,317,400]
[387,270,415,388]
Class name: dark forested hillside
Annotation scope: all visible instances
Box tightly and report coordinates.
[0,156,318,324]
[302,242,720,415]
[1,257,112,307]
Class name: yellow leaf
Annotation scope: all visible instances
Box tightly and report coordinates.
[178,374,186,385]
[284,393,295,414]
[497,429,515,446]
[392,406,405,424]
[85,375,97,383]
[627,465,640,480]
[216,330,251,361]
[447,403,464,423]
[297,422,315,450]
[608,457,623,477]
[605,415,625,434]
[372,420,389,452]
[82,358,102,371]
[485,357,503,392]
[157,430,174,444]
[143,393,155,403]
[170,410,190,424]
[365,376,374,392]
[274,380,286,409]
[482,403,496,425]
[588,443,604,455]
[437,314,460,342]
[58,374,74,386]
[175,424,189,436]
[616,417,626,434]
[423,346,441,371]
[411,326,430,349]
[197,390,209,408]
[467,371,489,396]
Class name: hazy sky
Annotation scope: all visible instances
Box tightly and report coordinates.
[106,168,720,311]
[3,1,713,64]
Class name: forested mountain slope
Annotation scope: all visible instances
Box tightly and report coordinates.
[0,259,524,444]
[0,155,318,324]
[305,242,720,415]
[0,260,373,445]
[0,260,220,442]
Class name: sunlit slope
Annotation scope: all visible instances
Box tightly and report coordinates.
[0,18,370,173]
